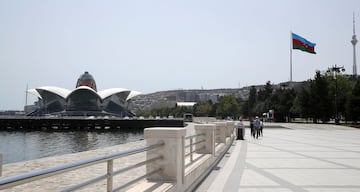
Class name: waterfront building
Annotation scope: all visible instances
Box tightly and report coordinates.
[27,72,141,117]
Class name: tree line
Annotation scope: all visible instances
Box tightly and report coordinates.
[136,71,360,124]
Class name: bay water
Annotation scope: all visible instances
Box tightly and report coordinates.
[0,130,144,164]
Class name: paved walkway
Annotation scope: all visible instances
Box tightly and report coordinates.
[196,122,360,192]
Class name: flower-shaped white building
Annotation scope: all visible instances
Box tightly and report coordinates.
[27,72,141,117]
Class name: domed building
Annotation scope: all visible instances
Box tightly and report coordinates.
[27,72,141,117]
[76,71,97,91]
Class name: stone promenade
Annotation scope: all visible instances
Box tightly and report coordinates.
[2,122,360,192]
[196,122,360,192]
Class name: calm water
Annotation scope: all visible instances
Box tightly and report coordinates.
[0,130,144,164]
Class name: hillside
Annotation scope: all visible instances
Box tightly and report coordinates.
[128,81,306,112]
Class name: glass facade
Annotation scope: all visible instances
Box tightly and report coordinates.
[27,72,139,117]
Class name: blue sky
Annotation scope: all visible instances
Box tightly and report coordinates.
[1,0,359,110]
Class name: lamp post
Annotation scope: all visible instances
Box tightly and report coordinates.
[327,65,345,124]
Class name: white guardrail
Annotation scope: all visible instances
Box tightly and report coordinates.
[0,121,236,192]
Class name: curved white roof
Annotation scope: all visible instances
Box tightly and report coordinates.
[36,86,71,99]
[27,89,42,99]
[66,86,101,100]
[71,86,98,93]
[29,86,141,101]
[97,88,130,100]
[126,91,142,100]
[66,86,101,99]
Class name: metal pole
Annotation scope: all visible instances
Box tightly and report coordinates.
[335,70,338,124]
[190,138,193,162]
[290,32,293,82]
[107,159,113,192]
[329,64,345,125]
[25,84,28,109]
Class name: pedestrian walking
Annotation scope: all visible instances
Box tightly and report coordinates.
[259,118,264,137]
[249,117,255,138]
[253,116,261,139]
[236,117,244,140]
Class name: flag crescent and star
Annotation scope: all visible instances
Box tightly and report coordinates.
[291,32,316,54]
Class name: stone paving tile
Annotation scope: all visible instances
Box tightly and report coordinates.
[239,169,280,186]
[325,158,360,168]
[238,188,293,192]
[295,151,360,158]
[305,188,360,192]
[265,169,360,186]
[248,158,344,169]
[246,151,306,159]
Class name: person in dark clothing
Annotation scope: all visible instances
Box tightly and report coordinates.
[259,118,264,137]
[250,117,255,138]
[253,116,261,139]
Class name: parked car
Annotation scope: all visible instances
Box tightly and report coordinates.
[183,113,193,122]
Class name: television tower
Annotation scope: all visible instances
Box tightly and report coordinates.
[351,13,358,77]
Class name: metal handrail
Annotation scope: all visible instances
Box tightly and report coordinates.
[112,168,162,192]
[185,145,206,157]
[185,133,205,140]
[185,139,206,149]
[185,133,206,163]
[61,156,163,192]
[0,142,164,191]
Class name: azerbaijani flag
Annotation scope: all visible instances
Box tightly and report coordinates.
[292,33,316,54]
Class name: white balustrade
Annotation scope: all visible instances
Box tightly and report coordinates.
[194,124,215,155]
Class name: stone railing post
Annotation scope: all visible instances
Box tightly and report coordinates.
[0,153,2,176]
[214,122,227,143]
[226,121,235,138]
[194,124,215,155]
[144,127,186,190]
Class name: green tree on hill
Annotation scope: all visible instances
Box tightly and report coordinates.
[193,100,213,117]
[269,88,296,122]
[309,71,332,123]
[292,86,311,121]
[346,79,360,123]
[216,95,240,119]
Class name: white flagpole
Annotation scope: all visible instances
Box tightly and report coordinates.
[290,31,293,82]
[25,83,28,106]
